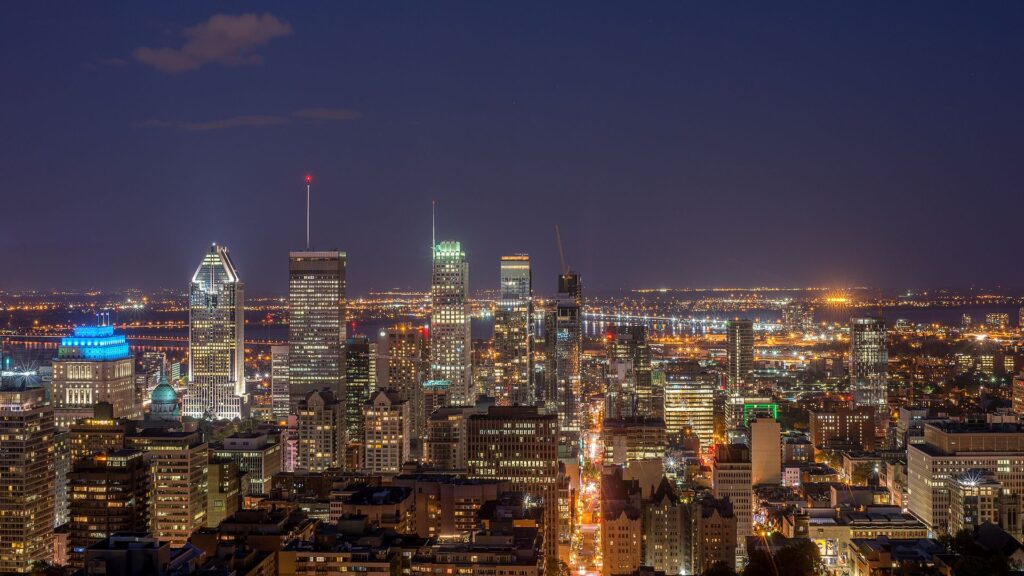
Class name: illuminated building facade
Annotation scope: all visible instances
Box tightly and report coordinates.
[363,389,410,474]
[430,241,472,405]
[296,389,346,472]
[494,255,533,406]
[271,345,290,418]
[383,324,428,440]
[0,388,55,573]
[808,406,876,452]
[782,301,815,332]
[664,373,715,453]
[344,335,376,446]
[125,429,208,547]
[712,443,752,565]
[211,432,282,495]
[185,243,245,420]
[68,450,149,566]
[604,325,654,419]
[288,251,347,397]
[849,317,888,432]
[53,323,139,429]
[544,272,582,432]
[726,319,753,394]
[466,405,559,556]
[750,416,781,485]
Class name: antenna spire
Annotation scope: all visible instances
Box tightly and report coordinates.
[305,175,312,250]
[431,200,436,250]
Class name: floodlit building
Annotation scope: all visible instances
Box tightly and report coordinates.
[663,372,715,453]
[53,323,140,429]
[750,417,782,485]
[185,243,245,420]
[288,251,347,397]
[431,241,472,405]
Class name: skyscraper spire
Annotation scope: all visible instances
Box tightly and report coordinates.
[305,175,312,250]
[431,199,436,250]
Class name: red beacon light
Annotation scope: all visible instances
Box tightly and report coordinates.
[305,175,312,184]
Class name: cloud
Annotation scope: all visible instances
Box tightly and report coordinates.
[134,13,292,73]
[293,108,363,121]
[133,115,289,131]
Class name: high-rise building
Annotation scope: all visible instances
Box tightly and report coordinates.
[642,478,686,575]
[344,336,376,447]
[987,312,1010,331]
[430,241,472,405]
[908,420,1024,536]
[382,324,428,441]
[808,406,876,452]
[271,345,290,418]
[53,323,139,429]
[605,325,654,418]
[125,428,208,547]
[663,372,716,453]
[781,302,815,333]
[726,319,754,394]
[211,432,282,495]
[750,417,782,485]
[466,406,560,557]
[690,495,738,575]
[0,388,55,573]
[288,251,347,398]
[544,272,582,432]
[849,317,888,433]
[494,255,533,406]
[69,403,129,461]
[68,450,149,566]
[185,244,245,420]
[207,456,245,528]
[296,389,346,472]
[712,443,752,566]
[363,389,410,474]
[602,417,666,465]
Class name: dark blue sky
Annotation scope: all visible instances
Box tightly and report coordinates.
[2,2,1023,295]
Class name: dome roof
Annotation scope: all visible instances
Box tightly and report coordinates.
[151,376,178,404]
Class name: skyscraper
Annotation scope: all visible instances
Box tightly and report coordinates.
[430,241,472,405]
[0,387,55,573]
[382,324,427,440]
[185,244,245,420]
[726,319,754,394]
[544,272,582,431]
[493,255,533,406]
[52,322,140,429]
[270,345,290,418]
[849,317,888,433]
[604,325,654,419]
[344,335,376,446]
[296,389,346,472]
[288,251,347,398]
[68,450,149,566]
[362,389,410,474]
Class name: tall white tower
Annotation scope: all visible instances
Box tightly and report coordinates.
[430,240,472,405]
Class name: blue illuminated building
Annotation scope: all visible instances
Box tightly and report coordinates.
[58,325,131,361]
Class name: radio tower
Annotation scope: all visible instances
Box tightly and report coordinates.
[305,175,312,250]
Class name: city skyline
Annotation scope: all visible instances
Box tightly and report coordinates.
[4,3,1024,293]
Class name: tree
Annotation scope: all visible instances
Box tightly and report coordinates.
[742,540,822,576]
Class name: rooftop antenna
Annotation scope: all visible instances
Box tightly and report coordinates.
[305,175,312,250]
[431,200,436,250]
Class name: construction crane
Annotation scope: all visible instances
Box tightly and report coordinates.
[555,224,569,276]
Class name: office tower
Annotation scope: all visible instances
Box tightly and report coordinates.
[207,457,245,528]
[68,450,149,566]
[781,301,815,333]
[494,255,533,406]
[185,243,245,421]
[382,324,427,440]
[363,389,410,474]
[849,317,888,433]
[467,406,559,557]
[750,417,782,485]
[211,432,282,495]
[908,420,1024,536]
[544,272,582,431]
[605,325,654,418]
[125,428,208,547]
[0,388,55,573]
[271,345,290,418]
[602,417,666,465]
[430,241,472,405]
[642,478,686,575]
[296,389,346,472]
[52,323,139,429]
[726,319,754,394]
[712,443,752,565]
[288,251,347,397]
[808,406,876,452]
[690,495,738,574]
[69,403,129,461]
[664,372,716,453]
[344,335,376,446]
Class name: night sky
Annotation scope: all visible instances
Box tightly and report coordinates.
[3,3,1024,295]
